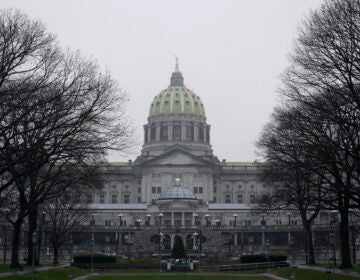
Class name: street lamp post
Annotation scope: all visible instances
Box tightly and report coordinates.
[193,213,202,271]
[68,235,73,278]
[158,213,163,272]
[266,238,270,272]
[287,211,291,246]
[117,213,123,256]
[105,235,110,255]
[90,214,95,272]
[290,235,295,279]
[233,213,238,256]
[32,232,37,280]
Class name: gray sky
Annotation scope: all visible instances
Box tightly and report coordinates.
[1,0,324,162]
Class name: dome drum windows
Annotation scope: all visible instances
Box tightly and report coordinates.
[160,123,168,141]
[173,124,182,141]
[199,124,204,141]
[185,122,194,141]
[150,124,156,141]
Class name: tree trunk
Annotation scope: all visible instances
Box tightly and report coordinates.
[26,206,38,266]
[53,242,59,265]
[306,225,315,265]
[10,218,23,269]
[339,207,352,268]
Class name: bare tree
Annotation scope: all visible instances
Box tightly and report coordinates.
[43,171,96,265]
[271,0,360,268]
[0,9,133,268]
[257,106,325,265]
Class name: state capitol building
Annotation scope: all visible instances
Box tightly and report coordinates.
[77,62,329,260]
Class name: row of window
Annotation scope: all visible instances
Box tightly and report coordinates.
[213,184,257,193]
[146,123,210,143]
[151,173,204,181]
[151,186,204,194]
[212,194,256,204]
[87,194,142,204]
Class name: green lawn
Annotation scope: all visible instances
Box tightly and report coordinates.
[0,264,11,273]
[0,267,88,280]
[271,267,360,280]
[88,276,269,280]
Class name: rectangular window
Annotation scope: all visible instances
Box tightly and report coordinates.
[173,125,182,140]
[213,187,216,193]
[250,194,256,204]
[199,187,203,194]
[86,195,93,204]
[160,124,168,140]
[237,194,243,203]
[124,194,129,204]
[213,196,216,202]
[152,187,156,194]
[137,196,141,203]
[194,187,198,194]
[105,220,111,226]
[111,184,116,189]
[138,187,141,193]
[186,123,194,141]
[164,220,171,226]
[150,124,156,141]
[111,194,117,204]
[99,193,105,204]
[225,194,231,204]
[152,173,161,181]
[157,187,161,193]
[175,220,182,226]
[199,124,204,141]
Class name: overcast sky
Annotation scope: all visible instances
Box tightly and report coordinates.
[1,0,324,162]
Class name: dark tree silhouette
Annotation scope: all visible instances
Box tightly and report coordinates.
[171,235,188,259]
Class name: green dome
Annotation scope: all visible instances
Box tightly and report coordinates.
[149,87,206,117]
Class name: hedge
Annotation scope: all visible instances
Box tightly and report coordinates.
[240,254,287,263]
[73,255,116,264]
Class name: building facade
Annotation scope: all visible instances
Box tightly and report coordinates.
[71,63,345,262]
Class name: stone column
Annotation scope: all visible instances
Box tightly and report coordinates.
[194,123,199,142]
[181,212,185,226]
[156,123,160,141]
[171,234,175,248]
[168,123,173,141]
[181,122,186,141]
[234,233,238,246]
[147,126,151,143]
[171,212,174,226]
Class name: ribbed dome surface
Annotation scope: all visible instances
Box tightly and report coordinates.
[158,185,196,200]
[149,87,205,117]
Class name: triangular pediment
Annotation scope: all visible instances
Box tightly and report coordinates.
[158,199,198,210]
[141,149,210,166]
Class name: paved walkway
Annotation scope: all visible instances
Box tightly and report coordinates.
[0,264,66,279]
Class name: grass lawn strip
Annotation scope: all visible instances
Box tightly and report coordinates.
[271,267,360,280]
[0,267,88,280]
[88,276,269,280]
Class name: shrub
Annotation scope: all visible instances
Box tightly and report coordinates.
[73,255,116,264]
[240,254,287,263]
